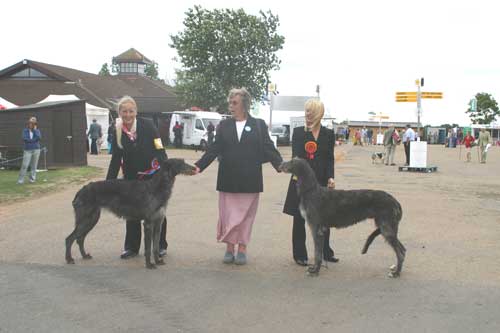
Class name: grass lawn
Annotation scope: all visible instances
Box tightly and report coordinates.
[0,166,102,204]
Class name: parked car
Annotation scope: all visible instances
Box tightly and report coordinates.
[271,125,290,146]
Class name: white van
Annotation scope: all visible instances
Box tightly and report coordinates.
[167,111,222,150]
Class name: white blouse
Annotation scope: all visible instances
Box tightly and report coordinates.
[235,120,247,142]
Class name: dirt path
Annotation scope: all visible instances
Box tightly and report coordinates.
[1,145,499,332]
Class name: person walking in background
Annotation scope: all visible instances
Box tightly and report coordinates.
[402,124,416,166]
[478,128,492,164]
[354,129,362,146]
[173,121,183,148]
[367,128,373,145]
[207,121,215,147]
[383,126,400,166]
[17,117,41,184]
[87,119,102,155]
[283,98,338,266]
[457,128,464,145]
[361,126,368,145]
[463,130,475,162]
[194,88,282,265]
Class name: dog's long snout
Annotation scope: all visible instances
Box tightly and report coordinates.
[278,162,286,172]
[279,160,292,173]
[182,163,197,175]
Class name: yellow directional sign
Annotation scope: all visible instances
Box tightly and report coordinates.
[395,91,443,102]
[396,92,417,102]
[396,97,417,102]
[421,92,443,99]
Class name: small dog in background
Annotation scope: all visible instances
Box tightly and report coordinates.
[371,152,385,164]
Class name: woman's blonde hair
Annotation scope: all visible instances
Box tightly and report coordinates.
[117,95,138,112]
[304,98,325,131]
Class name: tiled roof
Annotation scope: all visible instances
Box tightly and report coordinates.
[112,48,152,64]
[0,59,178,112]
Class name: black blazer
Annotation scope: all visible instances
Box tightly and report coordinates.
[195,115,282,193]
[106,117,167,181]
[283,126,335,216]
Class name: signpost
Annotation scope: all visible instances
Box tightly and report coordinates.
[395,78,441,173]
[396,92,417,102]
[368,111,390,134]
[395,79,443,134]
[469,98,477,112]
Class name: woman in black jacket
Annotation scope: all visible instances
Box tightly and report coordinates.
[283,99,338,266]
[106,96,168,259]
[195,88,282,265]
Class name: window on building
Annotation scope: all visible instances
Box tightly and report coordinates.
[11,68,30,77]
[9,67,49,79]
[29,69,47,77]
[120,62,139,73]
[138,64,145,75]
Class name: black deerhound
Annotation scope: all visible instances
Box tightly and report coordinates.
[65,158,196,269]
[280,158,406,277]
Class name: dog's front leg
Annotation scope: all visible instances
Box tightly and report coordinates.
[143,221,155,269]
[307,223,324,276]
[152,217,164,265]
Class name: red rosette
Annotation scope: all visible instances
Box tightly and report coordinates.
[151,158,160,169]
[305,141,317,160]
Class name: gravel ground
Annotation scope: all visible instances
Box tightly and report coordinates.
[1,144,499,332]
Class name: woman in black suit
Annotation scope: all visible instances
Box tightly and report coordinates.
[106,96,168,259]
[195,88,282,265]
[283,99,338,266]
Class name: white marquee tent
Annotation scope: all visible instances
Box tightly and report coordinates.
[37,95,110,149]
[0,96,17,109]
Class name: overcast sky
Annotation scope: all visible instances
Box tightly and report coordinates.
[2,0,500,125]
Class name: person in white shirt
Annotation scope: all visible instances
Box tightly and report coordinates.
[402,124,416,166]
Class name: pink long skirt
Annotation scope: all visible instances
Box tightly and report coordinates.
[217,192,260,245]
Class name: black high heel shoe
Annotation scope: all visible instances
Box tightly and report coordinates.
[120,250,138,259]
[324,256,339,263]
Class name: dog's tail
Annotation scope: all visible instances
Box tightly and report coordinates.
[361,228,381,254]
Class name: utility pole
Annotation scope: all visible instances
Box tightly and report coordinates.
[416,78,423,134]
[268,83,277,130]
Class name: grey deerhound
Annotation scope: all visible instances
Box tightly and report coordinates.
[280,158,406,277]
[65,158,196,269]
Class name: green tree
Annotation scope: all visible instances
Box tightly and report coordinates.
[145,61,160,80]
[98,63,111,76]
[439,124,459,130]
[466,92,500,124]
[170,6,285,111]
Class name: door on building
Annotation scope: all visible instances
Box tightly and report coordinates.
[53,110,74,164]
